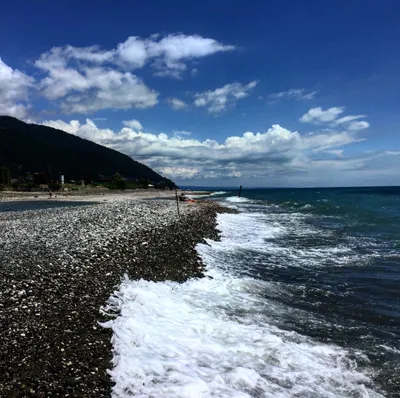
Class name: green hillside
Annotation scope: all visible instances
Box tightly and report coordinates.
[0,116,175,188]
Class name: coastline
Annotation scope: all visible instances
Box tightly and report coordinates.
[0,189,213,204]
[0,197,235,396]
[0,189,177,203]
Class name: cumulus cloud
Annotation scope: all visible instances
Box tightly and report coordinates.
[42,119,80,135]
[157,167,200,179]
[269,88,317,101]
[300,107,344,123]
[42,118,115,141]
[193,81,257,113]
[123,119,143,131]
[40,117,370,182]
[61,45,115,64]
[348,120,370,131]
[33,33,235,114]
[35,54,158,113]
[173,130,192,137]
[116,37,148,69]
[144,34,235,77]
[0,58,34,118]
[166,97,188,110]
[300,106,370,134]
[115,34,235,77]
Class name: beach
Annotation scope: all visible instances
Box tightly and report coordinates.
[0,189,212,202]
[1,188,397,398]
[0,194,233,397]
[0,189,179,202]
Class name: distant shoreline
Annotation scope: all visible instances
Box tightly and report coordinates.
[0,188,214,204]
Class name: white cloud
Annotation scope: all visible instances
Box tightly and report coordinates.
[145,34,235,77]
[33,33,235,113]
[269,88,317,101]
[157,167,200,179]
[304,131,364,152]
[166,97,188,110]
[41,118,115,141]
[40,117,367,182]
[62,74,158,113]
[0,58,34,118]
[348,121,370,131]
[300,106,370,134]
[40,113,397,186]
[38,34,235,78]
[193,81,257,113]
[64,45,115,63]
[333,115,365,125]
[173,130,192,137]
[117,37,148,68]
[123,119,143,131]
[300,107,344,123]
[325,149,344,157]
[35,57,158,113]
[42,119,80,134]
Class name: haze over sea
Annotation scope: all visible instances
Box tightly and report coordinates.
[108,186,400,397]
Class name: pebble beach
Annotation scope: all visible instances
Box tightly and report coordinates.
[0,195,235,397]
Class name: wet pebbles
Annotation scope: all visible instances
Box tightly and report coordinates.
[0,199,236,397]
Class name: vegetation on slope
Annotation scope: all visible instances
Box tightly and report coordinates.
[0,116,175,188]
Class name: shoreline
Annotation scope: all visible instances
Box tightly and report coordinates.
[0,189,214,205]
[0,198,235,396]
[0,189,177,203]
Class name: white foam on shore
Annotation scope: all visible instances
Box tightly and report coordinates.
[187,191,228,199]
[208,211,362,270]
[104,212,383,398]
[208,191,228,197]
[225,196,252,203]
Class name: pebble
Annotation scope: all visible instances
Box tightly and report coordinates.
[0,197,237,396]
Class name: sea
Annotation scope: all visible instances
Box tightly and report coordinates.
[106,187,400,398]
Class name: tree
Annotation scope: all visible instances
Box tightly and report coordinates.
[112,172,127,190]
[0,167,10,185]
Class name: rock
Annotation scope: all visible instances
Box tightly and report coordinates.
[65,376,82,386]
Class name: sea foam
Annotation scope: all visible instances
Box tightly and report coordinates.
[187,191,228,199]
[103,212,384,398]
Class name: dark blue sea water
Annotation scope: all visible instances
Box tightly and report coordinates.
[196,187,399,397]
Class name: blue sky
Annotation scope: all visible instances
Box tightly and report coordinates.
[1,0,399,187]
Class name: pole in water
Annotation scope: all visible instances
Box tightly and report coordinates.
[174,188,180,217]
[238,185,243,197]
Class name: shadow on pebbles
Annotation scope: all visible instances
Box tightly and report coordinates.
[0,198,237,397]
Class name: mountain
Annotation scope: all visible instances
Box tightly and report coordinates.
[0,116,175,187]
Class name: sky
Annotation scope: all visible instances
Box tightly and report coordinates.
[0,0,399,187]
